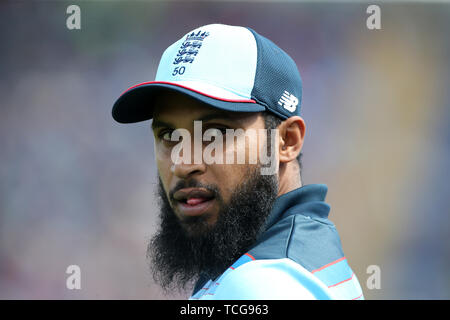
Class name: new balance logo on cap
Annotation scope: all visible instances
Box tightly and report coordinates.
[278,90,298,113]
[112,24,303,123]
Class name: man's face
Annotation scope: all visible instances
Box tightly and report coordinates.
[152,92,271,235]
[148,92,279,290]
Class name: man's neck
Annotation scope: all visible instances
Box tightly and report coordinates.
[277,161,302,197]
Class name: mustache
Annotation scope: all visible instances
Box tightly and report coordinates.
[168,179,221,202]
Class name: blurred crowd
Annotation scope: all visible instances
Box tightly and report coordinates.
[0,1,449,299]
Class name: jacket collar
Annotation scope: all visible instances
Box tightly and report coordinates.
[264,184,330,230]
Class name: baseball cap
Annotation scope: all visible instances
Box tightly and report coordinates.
[112,24,302,123]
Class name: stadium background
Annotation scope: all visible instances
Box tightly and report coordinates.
[0,1,449,299]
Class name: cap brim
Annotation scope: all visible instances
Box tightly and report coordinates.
[112,81,266,123]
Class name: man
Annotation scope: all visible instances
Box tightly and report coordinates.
[112,24,364,300]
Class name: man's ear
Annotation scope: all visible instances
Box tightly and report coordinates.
[278,116,306,163]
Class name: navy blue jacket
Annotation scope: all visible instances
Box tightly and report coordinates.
[191,184,364,300]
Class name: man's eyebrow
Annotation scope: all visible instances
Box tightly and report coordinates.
[151,119,174,130]
[151,111,245,130]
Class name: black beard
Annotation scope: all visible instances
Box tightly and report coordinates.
[147,167,278,293]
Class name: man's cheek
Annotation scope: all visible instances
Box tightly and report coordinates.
[154,141,173,162]
[210,166,240,203]
[155,149,173,194]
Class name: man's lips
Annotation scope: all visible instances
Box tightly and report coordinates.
[173,187,215,203]
[172,188,215,217]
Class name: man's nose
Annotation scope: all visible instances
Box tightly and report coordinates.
[172,161,207,179]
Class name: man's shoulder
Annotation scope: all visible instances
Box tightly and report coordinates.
[249,212,344,272]
[191,257,333,300]
[191,251,364,300]
[191,202,365,300]
[245,213,365,300]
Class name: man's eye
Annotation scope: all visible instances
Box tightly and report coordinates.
[159,130,173,141]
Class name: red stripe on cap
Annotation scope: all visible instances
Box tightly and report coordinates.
[120,81,256,103]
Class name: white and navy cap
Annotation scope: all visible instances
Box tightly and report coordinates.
[112,24,302,123]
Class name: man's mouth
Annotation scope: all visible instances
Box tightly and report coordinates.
[172,188,216,217]
[185,197,208,206]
